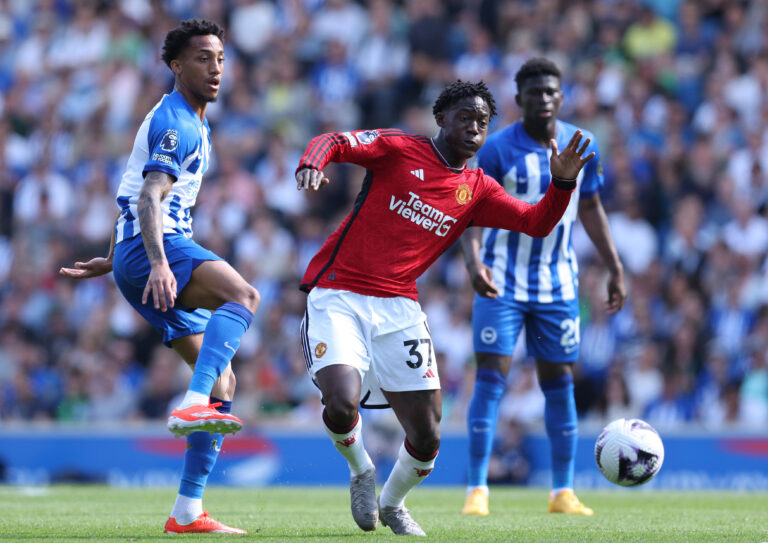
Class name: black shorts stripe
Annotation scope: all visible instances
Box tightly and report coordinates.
[300,311,312,372]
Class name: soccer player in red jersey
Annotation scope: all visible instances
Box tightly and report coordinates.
[295,80,595,536]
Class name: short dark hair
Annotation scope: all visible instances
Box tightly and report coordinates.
[515,57,561,90]
[432,80,497,118]
[161,19,225,68]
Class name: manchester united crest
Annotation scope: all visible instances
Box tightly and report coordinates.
[314,342,328,358]
[456,183,472,205]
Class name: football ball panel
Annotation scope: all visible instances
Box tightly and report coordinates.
[594,418,664,486]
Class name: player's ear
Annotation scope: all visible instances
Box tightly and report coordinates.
[170,59,182,76]
[435,111,446,128]
[514,93,521,108]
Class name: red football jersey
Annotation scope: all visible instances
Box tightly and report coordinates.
[298,129,574,300]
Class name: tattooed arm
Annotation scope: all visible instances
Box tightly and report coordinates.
[138,170,176,311]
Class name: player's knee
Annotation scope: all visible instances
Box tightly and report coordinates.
[410,433,440,456]
[323,395,359,427]
[239,285,260,314]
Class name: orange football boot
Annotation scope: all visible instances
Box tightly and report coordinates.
[164,512,246,534]
[548,489,594,516]
[167,402,243,437]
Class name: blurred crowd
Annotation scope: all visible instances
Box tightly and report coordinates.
[1,0,768,436]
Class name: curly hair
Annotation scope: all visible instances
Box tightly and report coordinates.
[432,80,497,118]
[161,19,225,68]
[514,57,561,90]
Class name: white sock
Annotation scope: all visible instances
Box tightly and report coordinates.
[170,494,203,524]
[324,413,374,476]
[379,441,437,509]
[178,391,210,409]
[551,487,572,498]
[467,485,488,496]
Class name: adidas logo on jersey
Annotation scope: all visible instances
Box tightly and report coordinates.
[410,169,424,180]
[422,367,436,379]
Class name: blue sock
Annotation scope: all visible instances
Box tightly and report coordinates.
[541,374,577,490]
[179,397,232,499]
[467,368,506,487]
[188,302,253,396]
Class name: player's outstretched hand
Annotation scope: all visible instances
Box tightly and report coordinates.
[59,257,113,279]
[296,167,330,191]
[468,262,499,299]
[549,130,595,181]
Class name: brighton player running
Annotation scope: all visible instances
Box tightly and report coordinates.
[296,80,595,536]
[460,58,625,517]
[60,20,258,534]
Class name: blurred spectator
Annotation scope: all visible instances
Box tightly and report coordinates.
[643,368,694,429]
[739,345,768,428]
[608,180,658,275]
[229,0,276,56]
[487,419,530,485]
[625,340,665,416]
[13,157,74,226]
[589,366,633,423]
[622,6,676,61]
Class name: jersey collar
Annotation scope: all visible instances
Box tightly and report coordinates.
[170,89,206,127]
[515,120,561,150]
[429,138,466,173]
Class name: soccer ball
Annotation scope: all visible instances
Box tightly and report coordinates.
[594,418,664,486]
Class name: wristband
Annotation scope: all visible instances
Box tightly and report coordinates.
[552,176,577,190]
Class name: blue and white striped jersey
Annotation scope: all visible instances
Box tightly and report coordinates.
[476,120,603,303]
[115,90,211,243]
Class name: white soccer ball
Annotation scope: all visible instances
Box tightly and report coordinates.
[594,418,664,486]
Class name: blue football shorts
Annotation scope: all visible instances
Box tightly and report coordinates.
[472,295,581,363]
[112,233,223,345]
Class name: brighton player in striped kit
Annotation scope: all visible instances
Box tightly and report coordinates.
[296,80,596,536]
[60,19,257,534]
[460,58,626,517]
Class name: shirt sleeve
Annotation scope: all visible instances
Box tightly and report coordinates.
[142,113,188,180]
[471,174,575,237]
[296,129,403,173]
[578,134,604,199]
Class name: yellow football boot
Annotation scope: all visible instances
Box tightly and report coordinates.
[461,488,489,516]
[548,489,594,516]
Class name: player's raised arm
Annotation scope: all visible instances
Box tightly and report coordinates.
[138,170,176,311]
[472,130,594,237]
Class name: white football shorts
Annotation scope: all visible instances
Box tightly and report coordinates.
[300,287,440,408]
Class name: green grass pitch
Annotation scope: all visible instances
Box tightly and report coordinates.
[0,485,765,542]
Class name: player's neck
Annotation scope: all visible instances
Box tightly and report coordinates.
[431,136,467,169]
[522,119,556,148]
[175,84,208,121]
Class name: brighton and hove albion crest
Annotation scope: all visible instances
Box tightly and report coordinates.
[314,342,327,358]
[456,183,472,205]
